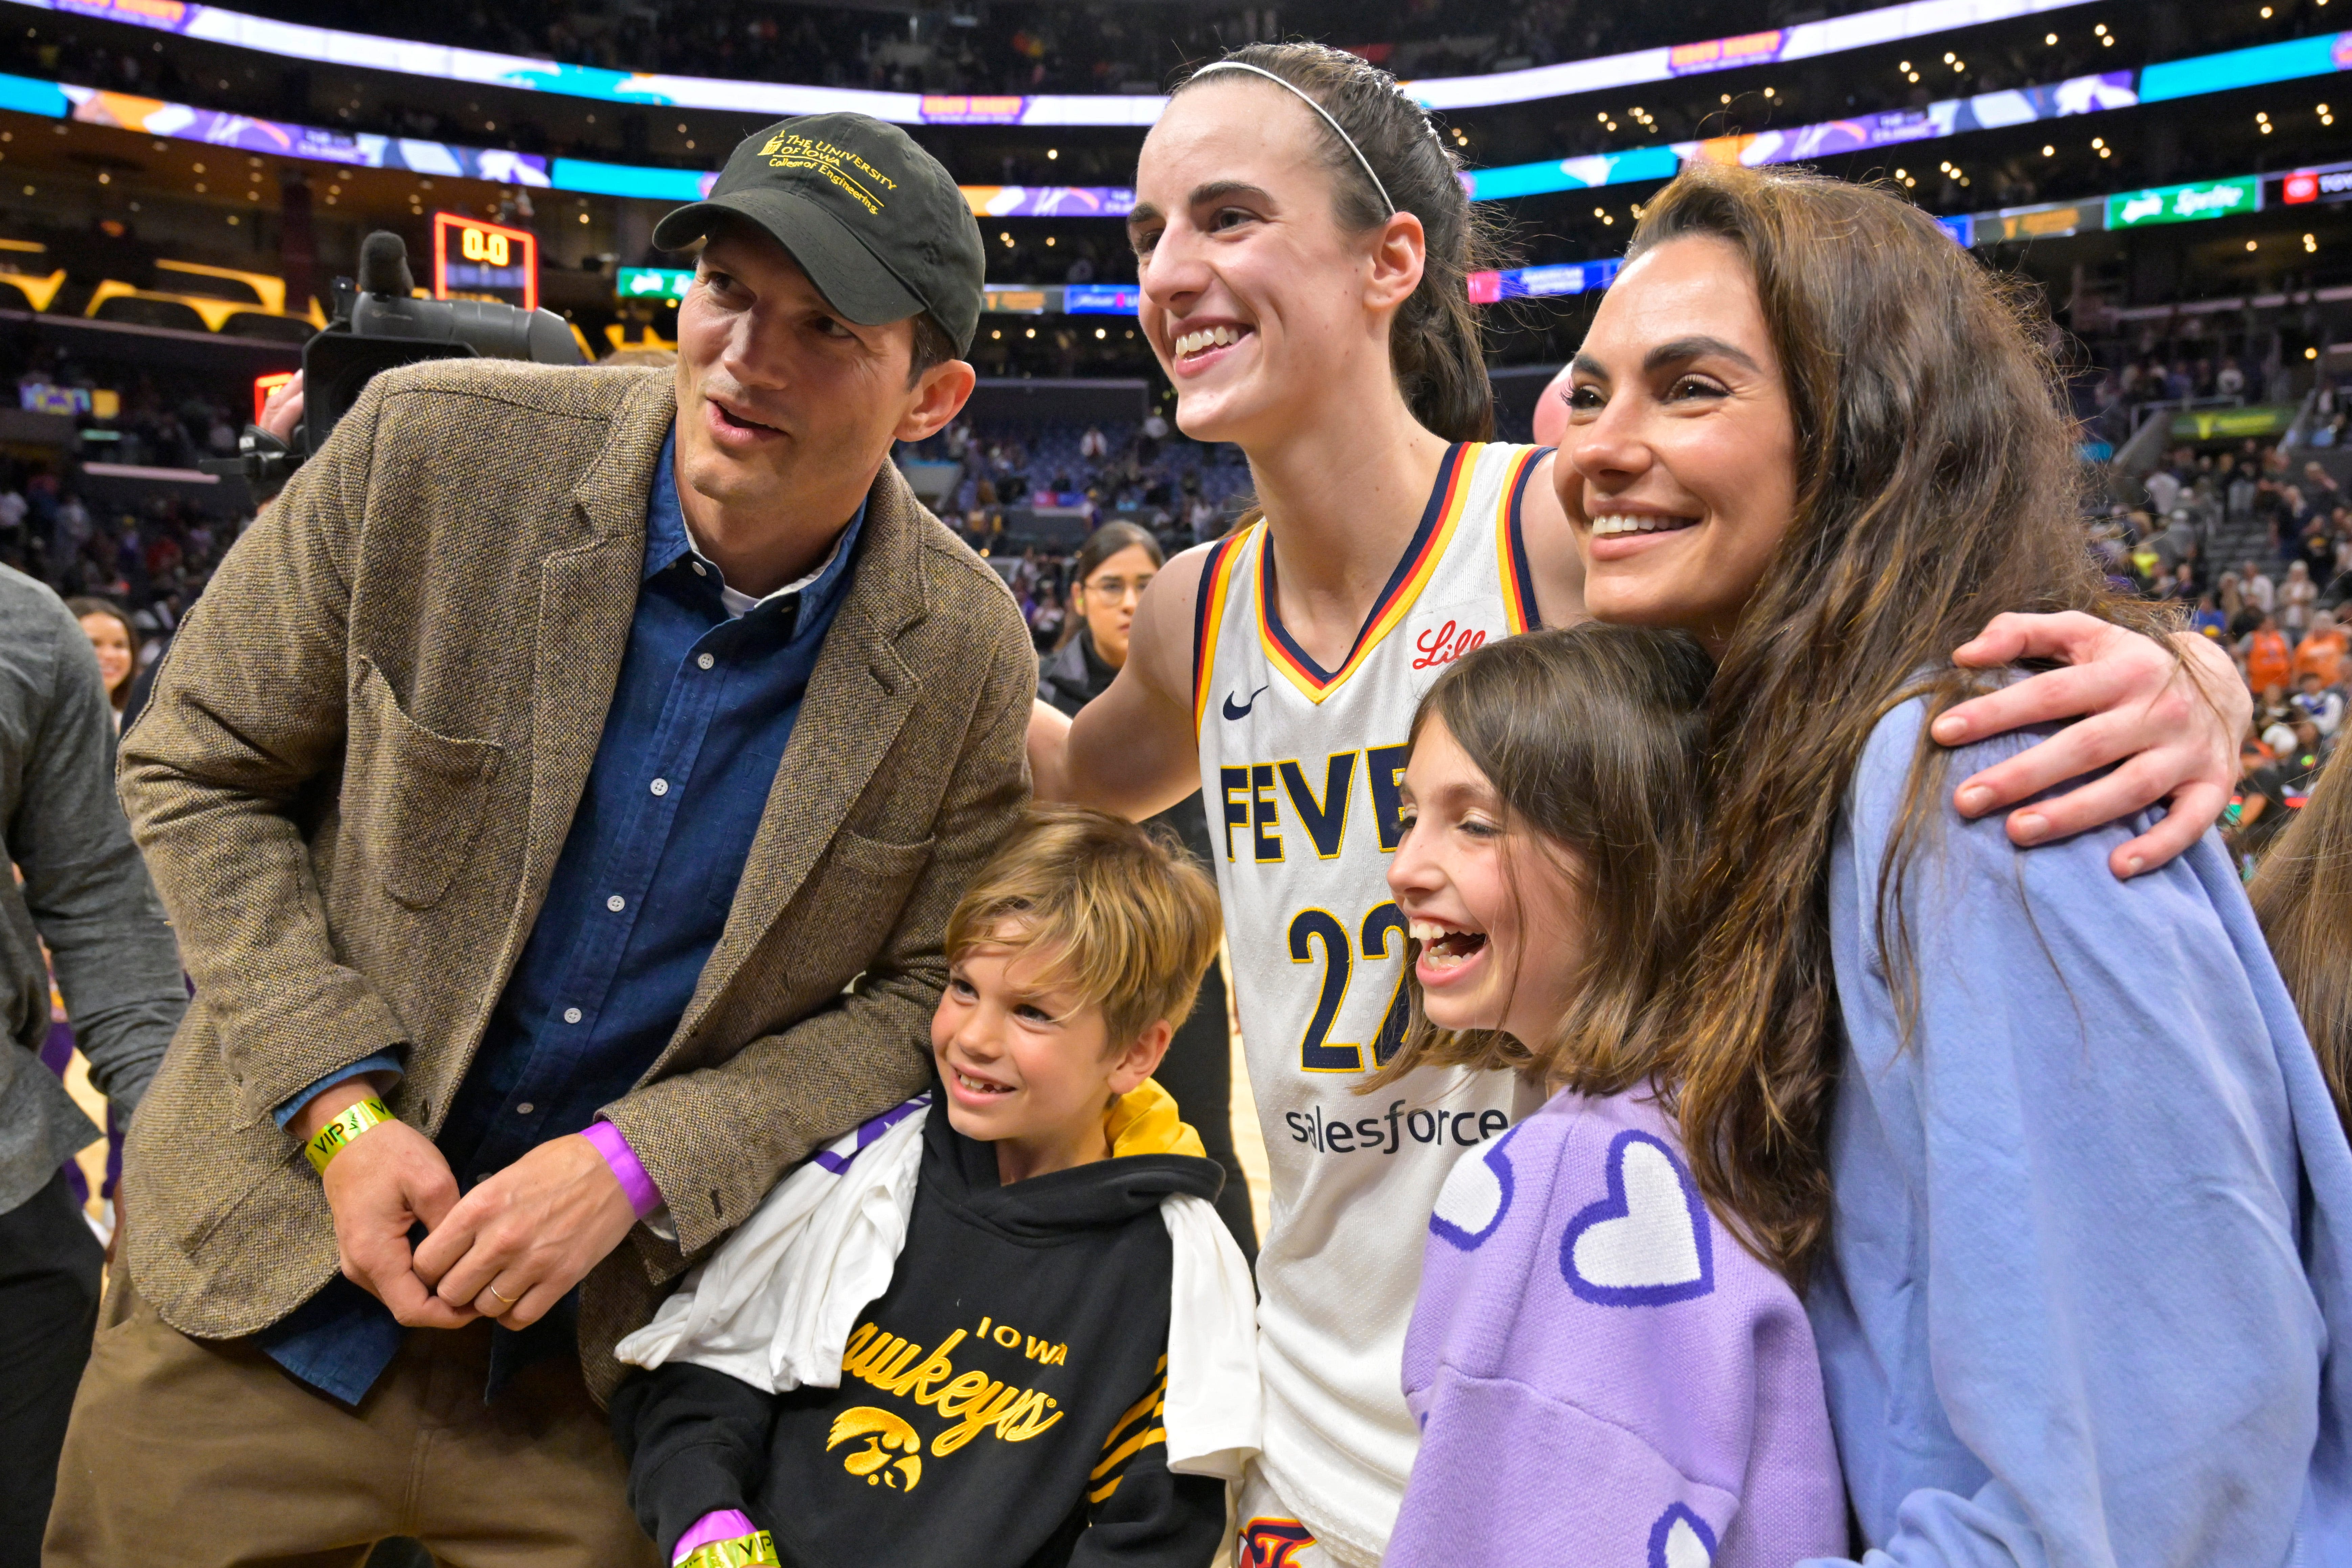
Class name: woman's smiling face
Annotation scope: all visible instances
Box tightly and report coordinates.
[1127,79,1412,448]
[1556,234,1801,653]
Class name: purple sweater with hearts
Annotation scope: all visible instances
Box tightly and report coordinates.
[1391,1085,1847,1567]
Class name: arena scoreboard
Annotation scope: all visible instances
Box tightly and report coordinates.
[432,213,538,311]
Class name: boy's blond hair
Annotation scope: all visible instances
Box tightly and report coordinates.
[945,806,1222,1050]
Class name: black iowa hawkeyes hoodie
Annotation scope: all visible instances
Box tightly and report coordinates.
[613,1089,1228,1568]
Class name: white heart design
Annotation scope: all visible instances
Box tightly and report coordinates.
[1663,1517,1713,1568]
[1561,1132,1713,1305]
[1647,1505,1718,1568]
[1429,1136,1512,1250]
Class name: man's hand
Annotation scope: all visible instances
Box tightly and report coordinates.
[411,1134,636,1328]
[257,372,304,446]
[1933,611,2248,878]
[294,1076,476,1329]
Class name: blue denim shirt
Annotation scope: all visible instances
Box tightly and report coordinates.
[262,433,866,1403]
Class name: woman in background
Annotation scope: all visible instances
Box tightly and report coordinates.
[65,597,137,731]
[1039,521,1258,1261]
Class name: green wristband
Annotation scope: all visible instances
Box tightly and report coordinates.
[305,1096,393,1175]
[678,1533,778,1568]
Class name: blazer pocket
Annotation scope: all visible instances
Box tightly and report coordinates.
[828,826,938,883]
[799,828,937,978]
[348,657,503,910]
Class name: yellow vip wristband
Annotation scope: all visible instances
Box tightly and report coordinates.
[304,1096,394,1176]
[678,1534,778,1568]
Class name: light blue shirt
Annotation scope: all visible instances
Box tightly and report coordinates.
[1804,698,2352,1567]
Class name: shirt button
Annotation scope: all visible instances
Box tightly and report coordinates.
[563,1007,583,1024]
[607,894,626,913]
[697,652,715,670]
[650,778,670,797]
[516,1102,534,1115]
[690,560,707,576]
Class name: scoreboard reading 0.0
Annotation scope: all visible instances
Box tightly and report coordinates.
[432,213,538,310]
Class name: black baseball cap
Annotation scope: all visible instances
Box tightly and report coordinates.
[653,112,986,354]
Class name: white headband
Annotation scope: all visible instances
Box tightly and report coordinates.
[1187,60,1396,216]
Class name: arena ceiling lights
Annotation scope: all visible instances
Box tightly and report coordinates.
[14,0,2098,126]
[20,25,2348,219]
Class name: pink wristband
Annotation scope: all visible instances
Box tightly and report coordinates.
[582,1120,662,1220]
[674,1510,758,1564]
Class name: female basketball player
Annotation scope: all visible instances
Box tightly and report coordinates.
[1026,42,2247,1566]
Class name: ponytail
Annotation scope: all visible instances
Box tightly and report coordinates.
[1175,42,1496,443]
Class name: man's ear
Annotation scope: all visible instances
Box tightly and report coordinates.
[896,359,978,444]
[1106,1019,1172,1098]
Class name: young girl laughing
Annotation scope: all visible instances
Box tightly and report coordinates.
[1380,624,1846,1565]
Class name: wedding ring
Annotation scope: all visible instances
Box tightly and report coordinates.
[486,1284,518,1307]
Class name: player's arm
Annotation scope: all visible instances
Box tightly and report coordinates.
[1516,452,1588,631]
[1028,542,1213,821]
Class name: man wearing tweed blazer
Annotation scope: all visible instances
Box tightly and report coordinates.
[47,114,1033,1565]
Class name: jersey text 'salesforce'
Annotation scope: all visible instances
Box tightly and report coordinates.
[1190,442,1550,1563]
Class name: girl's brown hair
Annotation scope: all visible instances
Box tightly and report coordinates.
[2248,754,2352,1131]
[1369,623,1714,1090]
[1173,42,1497,443]
[1599,159,2174,1280]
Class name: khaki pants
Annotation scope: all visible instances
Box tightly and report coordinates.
[43,1274,660,1568]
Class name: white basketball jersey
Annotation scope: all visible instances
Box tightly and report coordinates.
[1192,442,1552,1562]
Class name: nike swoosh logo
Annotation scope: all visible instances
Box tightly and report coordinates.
[1223,684,1270,721]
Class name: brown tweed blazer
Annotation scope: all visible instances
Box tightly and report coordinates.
[116,359,1035,1399]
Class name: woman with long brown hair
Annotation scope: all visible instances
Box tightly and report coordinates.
[1556,157,2352,1563]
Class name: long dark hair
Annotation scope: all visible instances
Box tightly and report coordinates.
[64,595,138,710]
[1056,521,1163,652]
[2249,753,2352,1132]
[1173,42,1497,443]
[1369,624,1713,1092]
[1598,159,2175,1280]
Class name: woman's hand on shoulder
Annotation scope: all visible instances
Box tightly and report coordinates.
[1931,611,2248,879]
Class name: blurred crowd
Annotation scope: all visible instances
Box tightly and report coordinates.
[2094,429,2352,861]
[898,411,1255,646]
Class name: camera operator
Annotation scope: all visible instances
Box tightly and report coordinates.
[46,114,1034,1565]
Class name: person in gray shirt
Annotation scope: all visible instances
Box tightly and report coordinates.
[0,564,184,1568]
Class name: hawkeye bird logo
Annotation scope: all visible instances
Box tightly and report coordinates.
[828,1406,924,1492]
[1223,684,1270,721]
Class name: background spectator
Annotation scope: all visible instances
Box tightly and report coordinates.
[63,598,136,731]
[0,569,184,1565]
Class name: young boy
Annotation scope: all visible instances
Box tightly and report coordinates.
[614,807,1236,1568]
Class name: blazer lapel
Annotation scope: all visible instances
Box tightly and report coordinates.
[667,463,933,1050]
[516,375,676,923]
